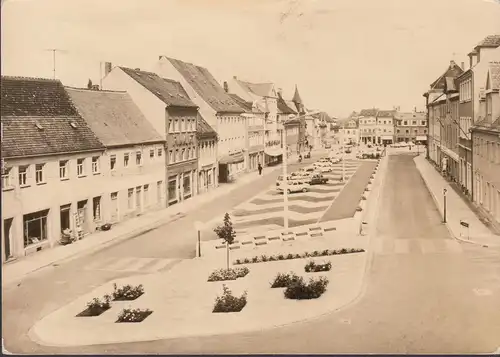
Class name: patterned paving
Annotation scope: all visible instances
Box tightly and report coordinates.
[83,257,180,273]
[230,160,364,233]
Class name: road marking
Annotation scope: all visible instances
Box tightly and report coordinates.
[373,238,385,254]
[473,288,493,296]
[419,239,436,254]
[394,239,410,254]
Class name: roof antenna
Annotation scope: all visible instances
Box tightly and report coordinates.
[43,48,68,79]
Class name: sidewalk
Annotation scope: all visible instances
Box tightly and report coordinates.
[1,167,281,287]
[414,154,500,248]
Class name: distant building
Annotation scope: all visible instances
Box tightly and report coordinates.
[338,115,360,144]
[196,115,218,194]
[394,110,427,144]
[376,110,396,145]
[1,76,105,261]
[277,91,300,156]
[155,57,246,182]
[101,65,200,207]
[359,108,378,144]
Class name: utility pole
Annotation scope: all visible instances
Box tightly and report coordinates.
[44,48,68,79]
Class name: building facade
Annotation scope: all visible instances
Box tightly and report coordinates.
[277,92,300,156]
[359,108,378,144]
[1,77,105,261]
[457,69,474,195]
[66,87,166,223]
[155,57,246,182]
[102,66,200,207]
[290,86,308,153]
[376,110,396,145]
[338,117,360,144]
[394,111,427,144]
[196,115,218,194]
[471,61,500,225]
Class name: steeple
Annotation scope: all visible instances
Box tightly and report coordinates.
[292,85,303,104]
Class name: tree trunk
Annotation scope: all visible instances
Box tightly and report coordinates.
[226,243,229,270]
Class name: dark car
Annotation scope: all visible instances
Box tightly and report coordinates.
[345,148,352,154]
[310,174,328,185]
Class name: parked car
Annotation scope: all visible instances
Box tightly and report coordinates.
[329,157,341,164]
[277,180,310,194]
[310,173,328,185]
[300,166,318,174]
[325,143,331,149]
[345,148,352,154]
[313,162,333,172]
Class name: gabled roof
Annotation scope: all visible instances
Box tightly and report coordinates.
[475,35,500,49]
[234,78,275,98]
[429,61,464,91]
[292,85,303,104]
[228,93,253,112]
[1,76,104,158]
[376,110,396,117]
[277,95,297,115]
[1,76,80,117]
[119,67,197,108]
[66,87,164,147]
[197,114,217,140]
[488,61,500,90]
[359,108,378,117]
[163,57,244,114]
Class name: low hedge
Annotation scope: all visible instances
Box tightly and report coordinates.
[207,267,250,282]
[304,260,332,272]
[234,248,364,265]
[284,276,329,300]
[270,272,302,288]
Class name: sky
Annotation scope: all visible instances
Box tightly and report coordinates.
[2,0,500,118]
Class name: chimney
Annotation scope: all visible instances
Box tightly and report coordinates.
[104,62,112,76]
[223,81,229,93]
[461,62,465,70]
[450,60,457,68]
[135,68,141,71]
[233,76,237,80]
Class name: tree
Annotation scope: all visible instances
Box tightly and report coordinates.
[87,79,93,89]
[213,213,236,270]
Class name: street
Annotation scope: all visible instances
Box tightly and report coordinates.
[3,154,500,354]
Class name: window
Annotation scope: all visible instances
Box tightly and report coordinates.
[182,149,186,161]
[169,150,174,164]
[92,156,100,174]
[169,119,174,133]
[23,210,49,247]
[77,158,85,176]
[403,121,408,126]
[19,165,28,186]
[157,181,163,203]
[158,148,163,157]
[124,153,130,167]
[177,150,182,161]
[136,151,143,166]
[144,184,149,206]
[128,188,134,209]
[59,160,68,179]
[168,179,177,203]
[2,167,12,189]
[422,121,427,126]
[93,196,101,221]
[406,129,409,134]
[150,149,155,159]
[110,155,116,171]
[35,164,45,184]
[412,121,417,125]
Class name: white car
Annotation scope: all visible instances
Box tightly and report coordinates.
[277,180,310,194]
[329,157,341,164]
[313,162,333,172]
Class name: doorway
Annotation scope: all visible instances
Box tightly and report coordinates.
[77,200,88,234]
[3,218,13,260]
[110,192,119,222]
[60,204,71,231]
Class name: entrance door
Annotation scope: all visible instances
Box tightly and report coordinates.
[3,218,13,260]
[77,200,88,234]
[110,192,119,222]
[136,186,142,212]
[60,204,71,231]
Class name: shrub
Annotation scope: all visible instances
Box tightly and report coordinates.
[269,255,277,261]
[356,206,363,212]
[278,254,285,260]
[284,277,329,300]
[243,258,250,264]
[294,253,302,259]
[235,259,241,265]
[270,272,302,288]
[304,260,332,273]
[213,285,247,313]
[312,250,320,257]
[261,255,269,262]
[364,188,369,192]
[116,308,152,323]
[112,283,144,301]
[304,252,311,258]
[321,249,329,256]
[77,294,112,317]
[286,253,294,260]
[252,256,259,263]
[340,248,348,254]
[208,267,249,282]
[361,196,367,200]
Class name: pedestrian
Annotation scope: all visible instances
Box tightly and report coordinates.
[258,163,263,175]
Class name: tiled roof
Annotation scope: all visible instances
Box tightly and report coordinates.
[197,114,217,140]
[395,112,426,121]
[359,108,378,117]
[66,87,164,147]
[1,76,80,117]
[475,35,500,49]
[228,93,253,112]
[119,67,197,108]
[277,96,297,114]
[164,57,244,114]
[376,110,396,117]
[235,79,275,98]
[1,116,104,158]
[488,61,500,90]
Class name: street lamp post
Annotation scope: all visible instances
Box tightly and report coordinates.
[341,121,345,182]
[194,221,204,257]
[443,188,447,223]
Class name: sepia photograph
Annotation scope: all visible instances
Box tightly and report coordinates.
[1,0,500,354]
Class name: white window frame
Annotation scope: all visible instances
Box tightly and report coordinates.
[2,166,13,189]
[136,151,143,166]
[59,160,69,179]
[110,155,117,171]
[77,158,85,177]
[35,164,45,184]
[92,156,100,174]
[19,165,29,186]
[124,153,130,167]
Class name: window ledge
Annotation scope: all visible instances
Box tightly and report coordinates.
[78,174,87,178]
[36,182,47,186]
[60,177,69,181]
[93,172,101,176]
[20,184,31,189]
[2,186,14,192]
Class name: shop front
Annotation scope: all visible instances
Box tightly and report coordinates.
[198,164,217,193]
[381,135,393,145]
[264,146,282,167]
[416,135,427,145]
[166,161,197,207]
[218,151,245,183]
[247,145,264,171]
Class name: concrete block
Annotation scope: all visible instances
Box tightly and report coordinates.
[296,232,309,237]
[241,241,253,245]
[268,236,281,241]
[229,245,241,250]
[254,235,267,240]
[310,233,323,238]
[283,237,295,242]
[324,227,337,232]
[309,227,322,231]
[255,241,268,246]
[215,245,226,249]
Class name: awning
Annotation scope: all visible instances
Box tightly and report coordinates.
[249,145,264,154]
[264,147,283,157]
[416,136,427,140]
[381,135,393,140]
[219,152,245,165]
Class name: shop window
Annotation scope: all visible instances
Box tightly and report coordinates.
[93,196,101,221]
[168,179,177,203]
[23,210,49,247]
[157,181,163,203]
[183,174,191,197]
[128,188,134,209]
[144,184,149,207]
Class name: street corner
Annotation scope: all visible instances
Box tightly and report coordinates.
[27,242,369,347]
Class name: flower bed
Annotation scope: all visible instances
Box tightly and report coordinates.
[213,285,247,313]
[116,308,152,323]
[304,260,332,272]
[356,206,363,212]
[284,277,329,300]
[233,248,364,265]
[76,295,111,317]
[207,267,249,282]
[270,272,302,288]
[112,283,144,301]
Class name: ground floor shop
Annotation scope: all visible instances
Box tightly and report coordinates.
[247,149,264,172]
[264,146,283,167]
[218,151,245,183]
[459,143,473,196]
[167,161,198,206]
[198,164,217,194]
